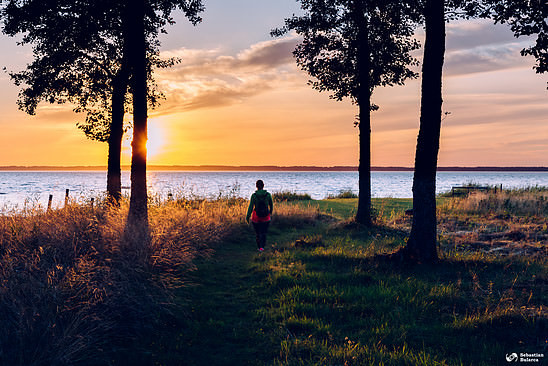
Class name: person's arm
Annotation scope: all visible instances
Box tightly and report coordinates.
[246,194,255,223]
[268,192,273,215]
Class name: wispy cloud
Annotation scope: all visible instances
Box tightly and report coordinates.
[445,20,519,51]
[444,20,536,76]
[154,36,302,114]
[445,42,532,76]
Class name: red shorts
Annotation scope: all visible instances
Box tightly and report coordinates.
[251,210,271,223]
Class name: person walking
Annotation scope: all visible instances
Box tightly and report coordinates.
[246,180,273,252]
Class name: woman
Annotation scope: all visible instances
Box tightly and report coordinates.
[246,180,273,252]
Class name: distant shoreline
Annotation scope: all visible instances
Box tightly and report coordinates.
[1,165,548,172]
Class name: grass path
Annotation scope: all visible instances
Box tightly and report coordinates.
[151,226,307,366]
[177,230,273,365]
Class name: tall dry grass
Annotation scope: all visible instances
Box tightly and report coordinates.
[441,189,548,216]
[0,196,319,365]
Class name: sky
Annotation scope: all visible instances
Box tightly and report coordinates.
[0,0,546,168]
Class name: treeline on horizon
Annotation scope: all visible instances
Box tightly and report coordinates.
[1,165,548,172]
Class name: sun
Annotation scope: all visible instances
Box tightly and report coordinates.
[122,118,166,162]
[146,119,166,159]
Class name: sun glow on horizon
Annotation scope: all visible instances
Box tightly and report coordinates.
[146,119,166,159]
[121,118,167,163]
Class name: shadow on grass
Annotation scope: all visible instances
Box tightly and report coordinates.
[261,229,547,365]
[129,218,546,366]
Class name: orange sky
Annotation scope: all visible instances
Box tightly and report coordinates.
[0,3,546,167]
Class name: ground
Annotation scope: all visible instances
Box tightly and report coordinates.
[134,198,547,366]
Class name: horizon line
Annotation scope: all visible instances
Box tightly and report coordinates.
[1,165,547,172]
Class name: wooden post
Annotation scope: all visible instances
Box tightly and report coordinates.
[65,189,70,207]
[90,197,95,208]
[47,194,53,211]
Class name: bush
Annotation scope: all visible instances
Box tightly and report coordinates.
[326,190,358,199]
[272,191,312,202]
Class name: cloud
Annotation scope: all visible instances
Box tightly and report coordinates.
[153,37,302,114]
[445,20,518,51]
[444,20,536,76]
[445,42,532,76]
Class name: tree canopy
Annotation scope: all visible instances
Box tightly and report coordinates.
[273,0,421,106]
[2,0,204,204]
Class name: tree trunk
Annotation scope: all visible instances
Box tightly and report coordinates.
[356,101,372,226]
[126,0,148,231]
[403,0,445,263]
[106,65,128,205]
[354,1,372,226]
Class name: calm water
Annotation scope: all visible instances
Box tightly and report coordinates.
[1,171,548,210]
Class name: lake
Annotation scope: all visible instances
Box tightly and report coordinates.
[1,170,548,211]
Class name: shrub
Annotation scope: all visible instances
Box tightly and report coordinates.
[326,189,358,199]
[272,191,312,202]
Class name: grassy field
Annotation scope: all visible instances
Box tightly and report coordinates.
[140,195,546,365]
[0,193,546,365]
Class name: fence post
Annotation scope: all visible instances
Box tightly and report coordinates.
[47,194,53,211]
[65,189,70,207]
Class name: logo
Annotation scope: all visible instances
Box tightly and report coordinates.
[506,353,518,362]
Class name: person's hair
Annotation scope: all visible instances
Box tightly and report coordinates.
[256,180,264,189]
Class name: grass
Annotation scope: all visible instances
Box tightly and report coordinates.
[441,188,548,216]
[0,192,546,365]
[293,197,414,220]
[145,194,546,365]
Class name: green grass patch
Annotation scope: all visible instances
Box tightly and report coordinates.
[293,197,413,220]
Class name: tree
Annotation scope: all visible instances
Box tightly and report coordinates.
[396,0,547,263]
[273,0,420,225]
[397,0,445,263]
[2,0,176,204]
[120,0,203,231]
[3,0,124,201]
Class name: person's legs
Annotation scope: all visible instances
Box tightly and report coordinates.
[252,221,270,249]
[261,221,270,248]
[252,222,262,249]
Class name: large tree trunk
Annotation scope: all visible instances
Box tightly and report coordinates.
[126,0,148,231]
[106,65,128,205]
[403,0,445,263]
[354,1,373,226]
